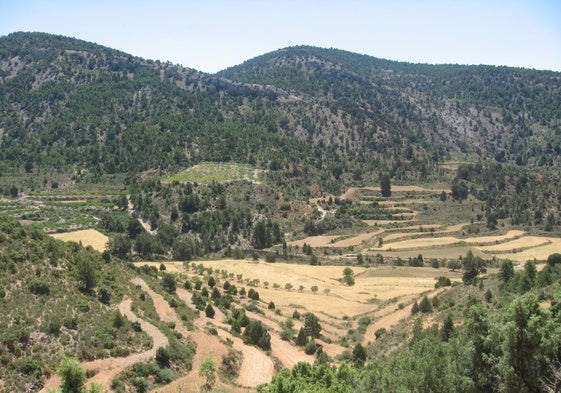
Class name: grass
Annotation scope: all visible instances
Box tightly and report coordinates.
[162,162,258,184]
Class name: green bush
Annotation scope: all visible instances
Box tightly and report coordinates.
[304,339,317,355]
[156,347,171,368]
[28,280,50,295]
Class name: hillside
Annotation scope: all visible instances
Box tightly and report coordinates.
[1,32,561,261]
[1,33,560,187]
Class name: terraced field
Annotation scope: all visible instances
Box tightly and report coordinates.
[289,186,561,264]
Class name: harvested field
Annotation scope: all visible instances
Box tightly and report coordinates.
[50,228,108,252]
[288,234,340,247]
[478,236,551,253]
[463,230,526,245]
[498,237,561,262]
[189,260,447,316]
[375,236,463,251]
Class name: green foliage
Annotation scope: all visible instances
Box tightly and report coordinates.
[75,250,97,292]
[242,320,271,350]
[380,174,391,197]
[499,260,515,284]
[342,267,355,286]
[305,339,317,355]
[461,251,486,285]
[434,276,451,288]
[97,287,111,304]
[258,362,355,393]
[205,303,215,318]
[352,343,366,367]
[155,347,171,368]
[547,253,561,266]
[419,296,433,313]
[199,356,217,391]
[220,349,243,381]
[161,273,176,294]
[28,279,51,295]
[57,357,87,393]
[304,312,322,339]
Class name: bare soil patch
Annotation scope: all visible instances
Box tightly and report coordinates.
[50,229,108,252]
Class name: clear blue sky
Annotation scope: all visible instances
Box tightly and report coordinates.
[1,0,560,73]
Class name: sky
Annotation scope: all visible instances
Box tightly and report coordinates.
[1,0,560,73]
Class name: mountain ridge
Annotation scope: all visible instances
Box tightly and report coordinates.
[1,31,560,185]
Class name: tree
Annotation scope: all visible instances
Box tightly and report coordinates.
[462,251,486,285]
[434,276,451,288]
[441,314,454,341]
[419,296,433,313]
[499,260,515,283]
[205,303,215,318]
[76,253,97,292]
[199,356,217,391]
[525,260,537,284]
[155,346,171,368]
[380,174,391,197]
[547,253,561,266]
[500,292,561,392]
[311,285,318,294]
[296,327,307,346]
[161,273,177,294]
[304,312,321,339]
[448,259,461,272]
[342,267,355,286]
[57,357,86,393]
[109,234,131,259]
[352,343,367,367]
[451,179,469,200]
[243,320,271,350]
[252,220,272,249]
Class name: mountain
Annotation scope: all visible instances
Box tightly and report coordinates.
[1,32,560,188]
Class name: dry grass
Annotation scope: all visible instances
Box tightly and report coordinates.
[50,229,108,252]
[186,260,446,317]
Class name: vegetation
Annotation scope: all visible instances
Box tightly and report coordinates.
[2,31,561,393]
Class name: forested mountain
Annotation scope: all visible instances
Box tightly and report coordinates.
[1,32,560,186]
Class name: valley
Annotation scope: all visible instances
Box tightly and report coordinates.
[1,32,561,393]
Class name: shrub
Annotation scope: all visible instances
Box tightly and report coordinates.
[374,328,387,339]
[268,301,275,310]
[435,276,452,288]
[242,320,271,350]
[156,347,171,368]
[28,280,50,295]
[419,296,433,313]
[161,273,177,293]
[98,287,111,304]
[221,349,242,380]
[304,339,317,355]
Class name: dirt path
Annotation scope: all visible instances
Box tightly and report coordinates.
[362,288,447,346]
[247,311,315,369]
[172,288,275,389]
[127,198,155,235]
[40,298,168,393]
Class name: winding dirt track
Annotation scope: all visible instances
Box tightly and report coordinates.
[174,288,275,388]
